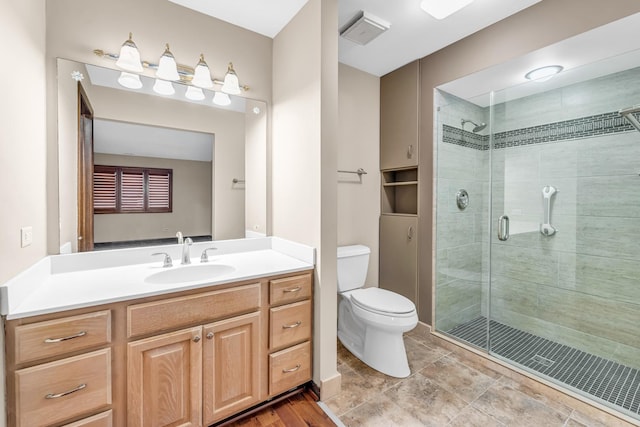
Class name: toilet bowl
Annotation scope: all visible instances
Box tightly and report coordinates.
[337,245,418,378]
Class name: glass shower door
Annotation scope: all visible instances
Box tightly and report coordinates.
[487,64,640,419]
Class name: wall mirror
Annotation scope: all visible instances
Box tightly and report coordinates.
[57,58,267,252]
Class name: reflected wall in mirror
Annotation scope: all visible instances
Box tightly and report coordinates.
[57,58,267,252]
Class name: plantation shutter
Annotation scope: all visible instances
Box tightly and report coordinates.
[93,165,172,214]
[120,169,145,211]
[93,166,117,213]
[147,169,172,211]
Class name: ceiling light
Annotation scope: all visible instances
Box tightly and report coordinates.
[156,44,180,81]
[340,11,390,45]
[420,0,474,20]
[221,63,241,95]
[192,54,213,89]
[153,79,175,95]
[185,86,205,101]
[525,65,564,82]
[115,33,143,72]
[117,71,143,89]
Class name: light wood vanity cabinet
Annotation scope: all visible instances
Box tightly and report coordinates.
[267,275,313,397]
[5,269,313,427]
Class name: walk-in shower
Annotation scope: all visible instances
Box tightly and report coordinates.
[434,44,640,422]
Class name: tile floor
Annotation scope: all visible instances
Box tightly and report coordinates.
[324,325,638,427]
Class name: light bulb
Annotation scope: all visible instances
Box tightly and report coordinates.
[116,32,143,72]
[153,79,175,95]
[185,85,205,101]
[156,44,180,81]
[221,62,241,95]
[213,91,231,106]
[192,54,213,89]
[117,72,143,89]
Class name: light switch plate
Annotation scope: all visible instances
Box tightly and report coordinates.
[21,226,33,248]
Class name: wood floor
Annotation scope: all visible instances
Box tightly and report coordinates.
[221,389,337,427]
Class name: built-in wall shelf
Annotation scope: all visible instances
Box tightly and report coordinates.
[381,167,418,215]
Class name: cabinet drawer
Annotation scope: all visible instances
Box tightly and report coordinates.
[269,341,311,396]
[128,282,261,337]
[269,274,312,306]
[14,310,111,364]
[62,410,112,427]
[270,300,311,350]
[15,349,112,427]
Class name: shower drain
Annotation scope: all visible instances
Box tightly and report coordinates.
[531,354,555,367]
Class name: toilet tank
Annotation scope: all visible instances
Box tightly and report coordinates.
[337,245,371,292]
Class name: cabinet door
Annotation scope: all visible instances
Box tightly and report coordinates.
[379,215,418,303]
[203,312,260,425]
[380,60,419,170]
[128,327,202,427]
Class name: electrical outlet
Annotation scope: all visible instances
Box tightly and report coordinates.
[21,226,33,248]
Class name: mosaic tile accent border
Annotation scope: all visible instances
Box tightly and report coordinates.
[442,124,489,150]
[442,111,639,151]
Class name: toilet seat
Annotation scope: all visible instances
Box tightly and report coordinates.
[349,288,416,317]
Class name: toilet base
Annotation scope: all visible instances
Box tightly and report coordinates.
[338,296,416,378]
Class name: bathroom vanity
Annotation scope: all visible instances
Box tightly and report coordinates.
[1,238,314,427]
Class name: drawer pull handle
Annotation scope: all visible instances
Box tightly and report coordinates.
[45,383,87,399]
[283,286,302,293]
[282,364,301,373]
[282,321,302,329]
[44,331,87,343]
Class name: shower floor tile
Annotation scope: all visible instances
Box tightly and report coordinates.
[447,317,640,419]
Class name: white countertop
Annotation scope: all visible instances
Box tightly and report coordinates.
[1,237,315,320]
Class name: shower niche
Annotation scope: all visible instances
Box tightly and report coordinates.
[434,19,640,423]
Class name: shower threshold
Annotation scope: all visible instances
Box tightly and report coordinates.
[447,317,640,419]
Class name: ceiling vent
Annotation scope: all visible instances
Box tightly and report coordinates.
[340,11,390,46]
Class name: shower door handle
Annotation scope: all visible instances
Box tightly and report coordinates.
[498,215,509,241]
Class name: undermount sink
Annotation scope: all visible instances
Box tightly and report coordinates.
[145,263,235,284]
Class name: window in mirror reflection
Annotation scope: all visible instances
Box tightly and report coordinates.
[94,165,172,214]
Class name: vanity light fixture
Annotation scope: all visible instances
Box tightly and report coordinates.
[192,54,214,89]
[115,33,143,72]
[212,91,231,106]
[117,71,143,89]
[153,79,175,96]
[221,63,241,95]
[420,0,474,20]
[156,44,180,81]
[185,85,205,101]
[525,65,564,82]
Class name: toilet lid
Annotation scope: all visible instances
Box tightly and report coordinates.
[350,288,415,315]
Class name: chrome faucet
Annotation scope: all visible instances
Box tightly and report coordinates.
[181,237,193,265]
[176,231,184,244]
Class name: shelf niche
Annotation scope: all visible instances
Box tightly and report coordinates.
[381,168,418,215]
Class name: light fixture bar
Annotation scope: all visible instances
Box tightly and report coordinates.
[93,49,250,91]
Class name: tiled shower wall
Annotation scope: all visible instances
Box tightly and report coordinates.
[435,91,489,331]
[436,67,640,370]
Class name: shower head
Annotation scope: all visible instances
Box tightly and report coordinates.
[461,119,487,133]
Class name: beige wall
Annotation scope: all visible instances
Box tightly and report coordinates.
[337,64,380,286]
[47,0,272,252]
[419,0,640,324]
[93,154,212,243]
[0,1,46,424]
[272,0,340,398]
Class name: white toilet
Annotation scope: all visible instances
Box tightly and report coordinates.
[337,244,418,378]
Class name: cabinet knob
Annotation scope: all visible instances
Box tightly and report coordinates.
[407,144,414,159]
[193,336,201,343]
[407,226,414,241]
[206,332,214,340]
